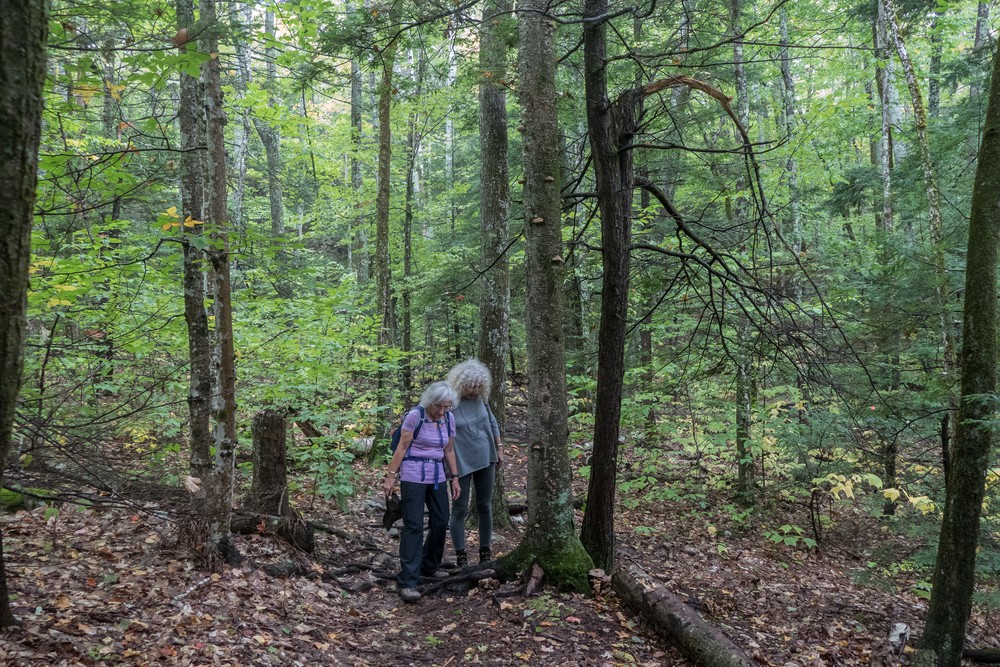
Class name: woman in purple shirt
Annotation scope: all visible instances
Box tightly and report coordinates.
[382,381,461,602]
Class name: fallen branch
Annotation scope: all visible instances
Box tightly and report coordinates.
[614,559,758,667]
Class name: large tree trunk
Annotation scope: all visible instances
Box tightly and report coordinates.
[476,0,513,531]
[579,0,635,573]
[914,36,1000,667]
[0,0,48,628]
[501,0,593,593]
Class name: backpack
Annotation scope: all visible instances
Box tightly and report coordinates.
[390,405,426,457]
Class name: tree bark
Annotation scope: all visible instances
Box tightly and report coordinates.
[0,0,48,628]
[477,0,513,531]
[176,0,214,501]
[374,33,397,348]
[253,8,290,298]
[248,410,291,516]
[579,0,635,573]
[402,48,425,392]
[202,0,240,564]
[501,0,594,593]
[914,34,1000,667]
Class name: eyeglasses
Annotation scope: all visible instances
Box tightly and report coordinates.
[432,403,453,412]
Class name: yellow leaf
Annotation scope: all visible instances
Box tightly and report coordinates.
[183,216,204,227]
[164,206,179,218]
[883,488,900,502]
[161,222,174,231]
[707,525,717,537]
[47,298,72,307]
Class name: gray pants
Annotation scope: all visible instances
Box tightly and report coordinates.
[449,464,495,553]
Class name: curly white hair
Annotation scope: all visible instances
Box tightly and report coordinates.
[447,358,492,400]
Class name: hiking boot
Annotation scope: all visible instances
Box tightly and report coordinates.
[479,546,492,564]
[422,569,451,579]
[455,550,468,568]
[399,587,421,603]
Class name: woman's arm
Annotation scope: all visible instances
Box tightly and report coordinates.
[382,429,414,498]
[444,437,461,500]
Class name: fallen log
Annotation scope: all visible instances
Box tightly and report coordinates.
[614,560,758,667]
[231,511,314,553]
[965,648,1000,664]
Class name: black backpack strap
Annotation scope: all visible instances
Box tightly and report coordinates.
[402,406,425,461]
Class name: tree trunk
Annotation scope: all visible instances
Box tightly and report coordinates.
[873,2,894,232]
[403,48,424,392]
[248,410,291,516]
[883,0,957,440]
[350,49,369,283]
[374,35,397,348]
[914,37,1000,667]
[477,0,513,531]
[730,0,757,506]
[202,0,240,564]
[229,1,252,233]
[0,0,48,628]
[176,0,214,499]
[253,8,290,298]
[501,0,594,593]
[579,0,636,573]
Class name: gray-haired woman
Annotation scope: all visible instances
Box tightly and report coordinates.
[447,359,504,567]
[382,381,461,602]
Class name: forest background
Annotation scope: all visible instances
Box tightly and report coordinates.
[1,0,1000,664]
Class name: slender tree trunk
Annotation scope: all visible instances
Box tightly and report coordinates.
[477,0,513,530]
[202,0,240,563]
[253,8,290,298]
[350,53,369,283]
[502,0,594,592]
[0,0,48,628]
[884,0,957,429]
[873,3,894,232]
[176,0,214,499]
[915,39,1000,667]
[403,48,424,392]
[928,10,941,118]
[730,0,757,504]
[579,0,636,573]
[229,1,252,232]
[374,36,397,348]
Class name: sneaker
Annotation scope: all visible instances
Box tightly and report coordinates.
[399,587,421,603]
[479,546,492,564]
[455,550,468,568]
[422,569,451,579]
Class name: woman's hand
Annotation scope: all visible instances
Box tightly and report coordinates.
[383,472,396,499]
[450,477,460,501]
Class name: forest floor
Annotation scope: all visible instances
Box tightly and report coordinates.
[0,412,997,666]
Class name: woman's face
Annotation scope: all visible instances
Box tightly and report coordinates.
[426,400,452,421]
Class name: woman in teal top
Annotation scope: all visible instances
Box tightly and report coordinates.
[447,359,504,566]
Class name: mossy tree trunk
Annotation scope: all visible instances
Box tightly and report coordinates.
[502,0,594,593]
